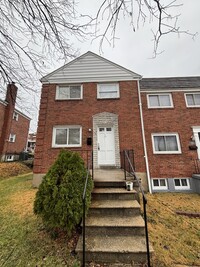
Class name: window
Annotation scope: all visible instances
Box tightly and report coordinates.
[152,179,168,190]
[52,126,82,147]
[185,93,200,107]
[152,133,181,154]
[97,83,119,99]
[6,155,14,161]
[56,85,82,100]
[9,134,16,143]
[174,178,190,190]
[13,112,19,121]
[147,94,173,108]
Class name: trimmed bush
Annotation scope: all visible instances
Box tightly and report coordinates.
[34,150,93,234]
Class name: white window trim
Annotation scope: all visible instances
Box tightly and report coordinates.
[184,92,200,107]
[6,155,14,161]
[147,93,174,108]
[13,112,19,121]
[152,133,182,154]
[174,178,190,190]
[97,83,120,99]
[56,85,83,100]
[152,178,168,190]
[52,125,82,148]
[9,134,16,143]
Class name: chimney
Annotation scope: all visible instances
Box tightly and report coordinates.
[5,82,18,106]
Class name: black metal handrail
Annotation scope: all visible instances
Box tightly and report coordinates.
[123,150,151,267]
[194,159,200,174]
[82,150,93,267]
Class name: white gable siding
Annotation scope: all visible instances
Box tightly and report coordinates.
[41,52,141,84]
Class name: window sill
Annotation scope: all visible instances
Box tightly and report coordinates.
[97,97,120,100]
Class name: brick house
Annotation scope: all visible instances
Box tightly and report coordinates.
[33,52,200,193]
[0,83,31,161]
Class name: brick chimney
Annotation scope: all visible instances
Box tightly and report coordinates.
[5,82,18,106]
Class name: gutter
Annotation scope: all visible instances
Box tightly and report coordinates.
[137,80,152,194]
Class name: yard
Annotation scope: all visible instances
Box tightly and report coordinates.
[0,170,199,267]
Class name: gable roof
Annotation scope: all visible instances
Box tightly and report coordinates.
[41,51,141,84]
[140,76,200,91]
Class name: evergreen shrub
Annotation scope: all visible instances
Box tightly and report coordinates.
[34,150,93,234]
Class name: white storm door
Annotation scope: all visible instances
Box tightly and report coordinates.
[193,128,200,159]
[98,127,115,165]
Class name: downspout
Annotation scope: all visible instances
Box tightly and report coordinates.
[137,79,152,194]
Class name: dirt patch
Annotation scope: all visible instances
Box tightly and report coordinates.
[0,162,31,178]
[8,190,36,217]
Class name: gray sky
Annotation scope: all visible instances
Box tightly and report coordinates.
[2,1,200,132]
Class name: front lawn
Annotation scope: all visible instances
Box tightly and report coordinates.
[0,174,80,267]
[0,173,199,267]
[146,192,200,267]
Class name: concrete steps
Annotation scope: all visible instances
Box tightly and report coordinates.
[84,214,145,236]
[76,174,153,266]
[77,235,149,264]
[92,188,138,200]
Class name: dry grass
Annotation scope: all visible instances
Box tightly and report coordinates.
[0,162,31,178]
[0,174,80,267]
[146,193,200,267]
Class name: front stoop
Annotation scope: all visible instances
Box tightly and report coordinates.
[76,179,153,266]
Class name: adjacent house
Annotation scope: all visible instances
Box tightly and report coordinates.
[27,133,36,154]
[0,83,31,161]
[33,51,200,193]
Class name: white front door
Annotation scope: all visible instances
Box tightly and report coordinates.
[97,127,115,165]
[193,127,200,159]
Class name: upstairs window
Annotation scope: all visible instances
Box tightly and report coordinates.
[185,93,200,107]
[9,134,16,143]
[13,112,19,121]
[152,133,181,154]
[52,126,82,147]
[147,94,173,108]
[97,83,119,99]
[56,85,82,100]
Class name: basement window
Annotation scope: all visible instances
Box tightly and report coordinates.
[174,178,190,190]
[5,155,14,161]
[152,179,168,190]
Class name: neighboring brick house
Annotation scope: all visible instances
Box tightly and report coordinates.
[140,77,200,192]
[0,83,31,161]
[27,133,36,153]
[33,51,200,193]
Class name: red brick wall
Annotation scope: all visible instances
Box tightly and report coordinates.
[141,91,200,178]
[5,114,30,154]
[34,81,146,174]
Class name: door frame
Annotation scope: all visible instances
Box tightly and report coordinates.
[97,126,116,166]
[192,126,200,159]
[93,112,120,169]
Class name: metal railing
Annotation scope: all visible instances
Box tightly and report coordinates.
[122,150,151,267]
[194,159,200,174]
[120,149,135,179]
[82,150,93,267]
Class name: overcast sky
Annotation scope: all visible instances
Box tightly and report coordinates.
[2,1,200,132]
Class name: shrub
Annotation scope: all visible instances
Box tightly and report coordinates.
[34,150,93,234]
